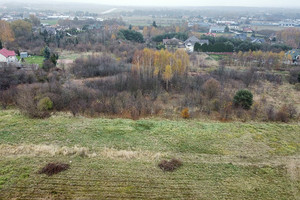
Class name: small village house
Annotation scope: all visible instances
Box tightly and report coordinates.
[209,26,225,33]
[184,36,209,53]
[162,38,185,51]
[20,52,28,59]
[286,49,300,63]
[0,48,18,63]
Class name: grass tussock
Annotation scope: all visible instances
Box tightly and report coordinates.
[158,158,183,172]
[38,162,70,176]
[100,148,162,160]
[0,144,91,157]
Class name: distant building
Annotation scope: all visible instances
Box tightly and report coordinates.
[251,38,265,44]
[184,36,209,53]
[20,52,28,59]
[162,38,184,51]
[209,26,225,33]
[286,49,300,63]
[279,21,296,27]
[234,33,247,41]
[40,26,57,35]
[243,27,253,33]
[0,48,18,63]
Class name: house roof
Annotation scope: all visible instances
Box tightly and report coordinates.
[210,26,225,32]
[184,36,201,45]
[0,48,16,58]
[199,39,209,44]
[163,37,182,45]
[286,49,300,60]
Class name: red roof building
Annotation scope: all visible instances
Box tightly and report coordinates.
[0,48,16,58]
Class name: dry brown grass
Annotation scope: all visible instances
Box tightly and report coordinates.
[0,144,90,157]
[0,145,162,160]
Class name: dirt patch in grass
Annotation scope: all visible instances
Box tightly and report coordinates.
[39,163,70,176]
[158,158,182,172]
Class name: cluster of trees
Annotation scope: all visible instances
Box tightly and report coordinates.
[0,20,15,43]
[227,50,287,68]
[0,15,40,45]
[152,32,188,42]
[41,46,59,71]
[200,35,291,52]
[194,42,234,52]
[70,54,130,78]
[118,29,144,43]
[0,56,298,122]
[276,28,300,49]
[132,48,189,90]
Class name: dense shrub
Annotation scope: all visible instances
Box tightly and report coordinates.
[16,85,51,118]
[266,105,276,121]
[233,90,253,110]
[181,108,190,119]
[0,89,15,109]
[0,65,37,90]
[289,68,300,84]
[152,32,188,42]
[70,55,129,78]
[118,29,144,43]
[37,97,53,111]
[295,83,300,91]
[202,78,221,100]
[276,106,289,122]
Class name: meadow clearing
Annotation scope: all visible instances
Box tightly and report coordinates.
[0,109,299,199]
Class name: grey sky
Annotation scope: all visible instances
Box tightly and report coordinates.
[2,0,300,8]
[56,0,300,8]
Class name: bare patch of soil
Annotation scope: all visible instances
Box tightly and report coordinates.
[39,162,70,176]
[158,158,182,172]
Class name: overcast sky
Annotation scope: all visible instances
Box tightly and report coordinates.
[2,0,300,8]
[54,0,300,8]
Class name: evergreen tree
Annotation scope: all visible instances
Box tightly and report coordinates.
[152,21,157,28]
[0,40,2,49]
[225,26,229,33]
[233,90,253,110]
[43,46,51,60]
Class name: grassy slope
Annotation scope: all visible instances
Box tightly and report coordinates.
[0,109,299,199]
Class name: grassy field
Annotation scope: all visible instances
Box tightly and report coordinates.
[122,16,185,26]
[41,19,59,25]
[18,56,44,67]
[0,109,299,199]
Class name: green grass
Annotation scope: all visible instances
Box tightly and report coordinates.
[41,19,59,25]
[0,109,299,199]
[208,54,229,61]
[18,56,44,67]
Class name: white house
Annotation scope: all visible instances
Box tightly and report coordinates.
[184,36,209,53]
[0,48,18,63]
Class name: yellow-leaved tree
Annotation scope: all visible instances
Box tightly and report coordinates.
[163,65,173,91]
[0,20,14,43]
[111,33,116,40]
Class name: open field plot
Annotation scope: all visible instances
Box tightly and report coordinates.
[122,16,185,26]
[41,19,59,25]
[17,56,44,67]
[251,26,300,32]
[57,51,99,68]
[0,109,299,199]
